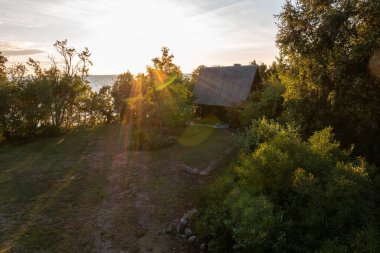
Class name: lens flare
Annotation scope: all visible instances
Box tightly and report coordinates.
[178,125,215,146]
[178,115,221,146]
[151,69,177,90]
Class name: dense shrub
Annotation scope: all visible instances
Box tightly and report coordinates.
[197,119,378,252]
[35,124,63,137]
[127,127,176,150]
[225,77,284,129]
[0,41,94,140]
[239,80,285,128]
[236,118,299,154]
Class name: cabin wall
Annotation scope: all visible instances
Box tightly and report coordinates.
[196,105,228,121]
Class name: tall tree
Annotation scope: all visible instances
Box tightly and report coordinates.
[111,71,135,123]
[49,40,92,127]
[0,53,12,139]
[276,0,380,163]
[93,86,115,124]
[146,47,193,129]
[0,53,6,83]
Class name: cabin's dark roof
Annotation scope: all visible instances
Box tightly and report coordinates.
[193,65,259,107]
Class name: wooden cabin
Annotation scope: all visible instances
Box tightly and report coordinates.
[193,64,261,120]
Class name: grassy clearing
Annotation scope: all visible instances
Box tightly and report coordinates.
[0,124,235,253]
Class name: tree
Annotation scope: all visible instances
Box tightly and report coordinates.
[150,46,182,77]
[276,0,380,164]
[0,53,14,139]
[0,52,6,83]
[145,46,193,129]
[190,64,205,90]
[47,40,93,127]
[111,71,135,123]
[237,62,284,127]
[93,86,115,124]
[109,47,193,150]
[250,60,269,81]
[0,40,94,140]
[112,46,193,129]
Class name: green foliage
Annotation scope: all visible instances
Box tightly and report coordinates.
[197,202,233,253]
[92,85,115,124]
[1,43,194,148]
[35,124,62,137]
[0,52,7,83]
[0,40,94,140]
[189,64,206,91]
[250,60,279,82]
[197,119,378,252]
[111,71,135,122]
[227,192,276,252]
[109,47,194,150]
[276,0,380,164]
[127,127,176,150]
[112,47,194,129]
[237,118,299,154]
[145,47,194,128]
[239,80,285,128]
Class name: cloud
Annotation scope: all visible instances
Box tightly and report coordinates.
[0,41,46,56]
[2,49,45,56]
[0,0,283,73]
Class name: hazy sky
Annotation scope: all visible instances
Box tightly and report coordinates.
[0,0,284,74]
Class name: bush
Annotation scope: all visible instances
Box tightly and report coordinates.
[236,118,299,154]
[239,81,285,128]
[196,119,378,252]
[36,124,63,137]
[127,127,176,150]
[222,80,284,130]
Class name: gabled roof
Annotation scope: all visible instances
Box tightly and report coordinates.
[193,65,259,108]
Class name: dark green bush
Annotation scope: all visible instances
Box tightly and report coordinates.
[236,118,299,154]
[239,81,285,128]
[36,124,63,137]
[127,127,176,150]
[196,119,378,252]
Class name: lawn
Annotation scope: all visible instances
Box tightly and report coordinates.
[0,124,236,253]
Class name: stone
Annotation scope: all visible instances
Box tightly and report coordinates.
[176,217,188,234]
[188,236,196,244]
[200,243,208,251]
[184,228,192,238]
[183,208,197,220]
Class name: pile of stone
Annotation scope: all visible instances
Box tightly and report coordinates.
[176,208,208,252]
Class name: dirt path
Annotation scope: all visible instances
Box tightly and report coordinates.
[90,149,200,253]
[90,134,236,252]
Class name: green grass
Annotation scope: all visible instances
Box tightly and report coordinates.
[0,124,236,253]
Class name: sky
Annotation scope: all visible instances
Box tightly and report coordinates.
[0,0,284,75]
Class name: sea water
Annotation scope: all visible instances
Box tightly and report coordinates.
[87,75,117,91]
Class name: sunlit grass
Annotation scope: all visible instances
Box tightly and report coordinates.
[179,126,215,146]
[0,124,236,252]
